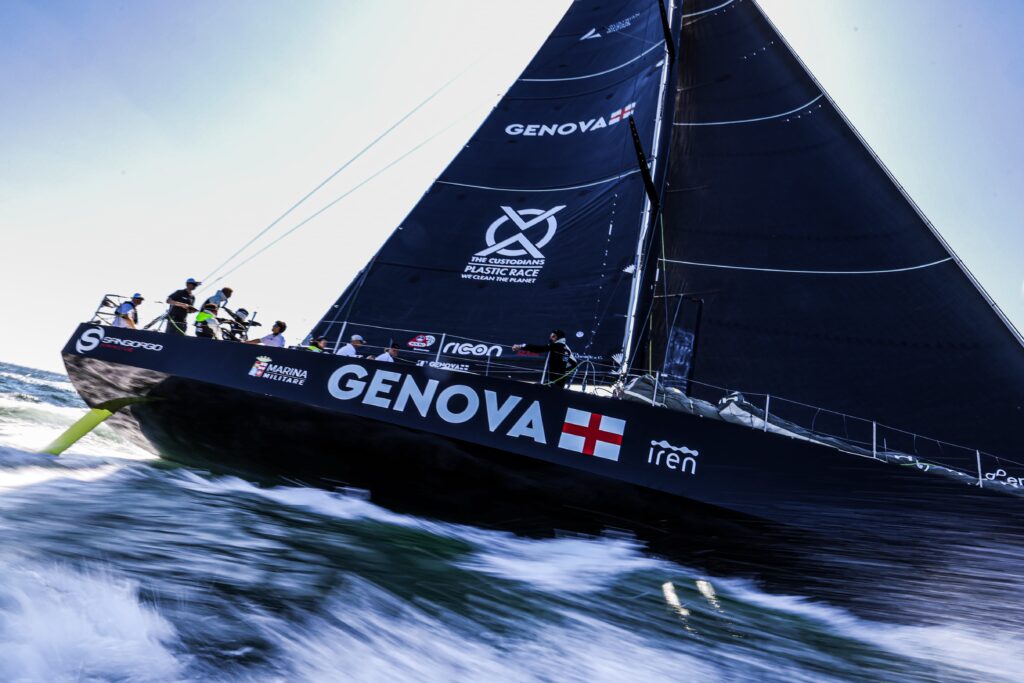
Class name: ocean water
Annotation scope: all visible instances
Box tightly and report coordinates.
[0,360,1021,682]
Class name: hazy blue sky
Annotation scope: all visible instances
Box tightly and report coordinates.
[2,0,1022,372]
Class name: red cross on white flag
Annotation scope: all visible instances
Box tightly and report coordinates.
[609,102,636,124]
[558,408,626,461]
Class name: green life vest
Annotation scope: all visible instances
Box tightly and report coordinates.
[305,344,323,352]
[196,310,215,324]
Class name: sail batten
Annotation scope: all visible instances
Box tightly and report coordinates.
[436,168,643,193]
[662,257,955,276]
[674,93,822,126]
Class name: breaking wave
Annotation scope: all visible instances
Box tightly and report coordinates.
[0,562,180,682]
[0,360,1021,681]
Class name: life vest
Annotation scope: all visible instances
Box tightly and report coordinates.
[553,338,578,369]
[121,301,138,324]
[113,301,137,328]
[305,344,323,352]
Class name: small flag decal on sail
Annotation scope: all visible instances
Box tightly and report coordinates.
[558,408,625,461]
[609,102,636,124]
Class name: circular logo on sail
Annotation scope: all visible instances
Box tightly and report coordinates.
[477,206,565,258]
[464,206,566,285]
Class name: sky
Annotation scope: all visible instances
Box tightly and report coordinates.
[1,0,1022,372]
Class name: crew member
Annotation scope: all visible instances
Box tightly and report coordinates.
[305,336,328,352]
[194,302,222,339]
[374,343,400,362]
[335,334,365,357]
[112,293,144,329]
[512,329,577,389]
[165,278,200,335]
[202,286,233,311]
[247,320,287,347]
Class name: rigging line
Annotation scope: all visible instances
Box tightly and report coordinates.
[207,120,461,287]
[520,41,664,82]
[661,256,954,275]
[682,0,735,18]
[674,94,824,126]
[437,167,641,193]
[198,72,465,287]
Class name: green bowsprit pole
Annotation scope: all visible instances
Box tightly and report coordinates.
[41,396,154,456]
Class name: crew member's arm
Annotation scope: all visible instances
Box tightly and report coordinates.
[115,304,138,329]
[513,343,549,353]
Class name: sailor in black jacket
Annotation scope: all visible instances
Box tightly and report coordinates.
[512,329,577,389]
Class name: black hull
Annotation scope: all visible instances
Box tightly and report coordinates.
[62,324,1021,536]
[64,356,761,539]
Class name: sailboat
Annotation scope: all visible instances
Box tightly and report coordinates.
[61,0,1024,528]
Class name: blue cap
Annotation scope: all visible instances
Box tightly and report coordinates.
[186,277,201,285]
[131,292,144,300]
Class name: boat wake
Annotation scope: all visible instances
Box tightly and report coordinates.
[1,361,1022,682]
[0,562,179,683]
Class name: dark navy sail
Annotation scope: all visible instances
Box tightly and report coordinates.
[312,1,678,378]
[637,0,1024,458]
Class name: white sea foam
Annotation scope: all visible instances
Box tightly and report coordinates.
[0,563,180,682]
[0,371,76,394]
[0,463,123,492]
[461,534,661,594]
[175,472,661,595]
[173,471,419,527]
[721,579,1024,683]
[0,394,155,460]
[0,395,84,426]
[270,578,718,683]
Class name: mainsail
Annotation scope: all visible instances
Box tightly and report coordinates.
[636,0,1024,458]
[311,0,678,377]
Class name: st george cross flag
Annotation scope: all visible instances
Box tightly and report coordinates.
[558,408,626,461]
[608,102,636,124]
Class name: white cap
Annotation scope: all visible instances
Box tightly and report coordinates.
[351,334,365,342]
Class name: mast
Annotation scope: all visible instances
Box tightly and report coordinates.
[620,0,677,376]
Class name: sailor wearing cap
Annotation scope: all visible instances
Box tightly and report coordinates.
[165,277,201,335]
[334,334,365,357]
[112,293,144,329]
